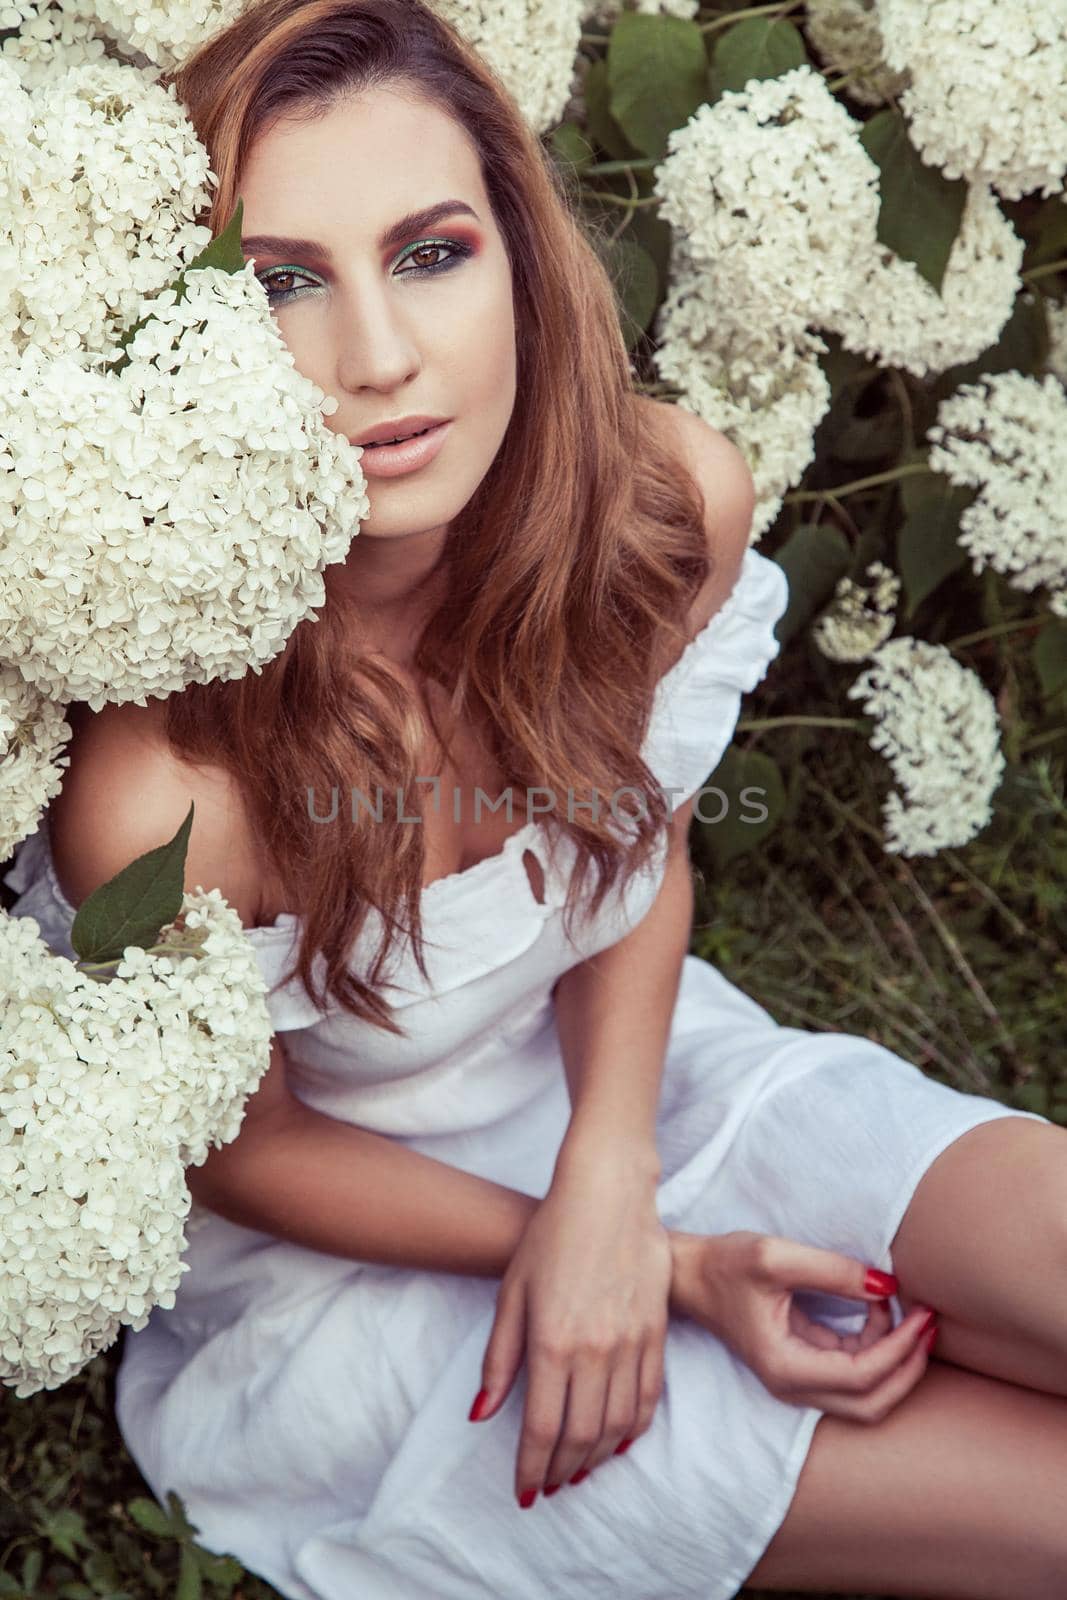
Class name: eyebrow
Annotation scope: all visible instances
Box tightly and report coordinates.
[241,199,480,263]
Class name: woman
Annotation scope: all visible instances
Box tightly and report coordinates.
[7,1,1067,1595]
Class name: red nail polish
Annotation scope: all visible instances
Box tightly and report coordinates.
[569,1468,590,1485]
[614,1437,634,1456]
[518,1488,537,1508]
[922,1318,939,1353]
[864,1267,898,1297]
[468,1388,490,1422]
[543,1483,561,1496]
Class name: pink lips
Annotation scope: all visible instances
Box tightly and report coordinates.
[355,420,452,478]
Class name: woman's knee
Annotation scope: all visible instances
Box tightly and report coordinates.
[742,1361,1067,1598]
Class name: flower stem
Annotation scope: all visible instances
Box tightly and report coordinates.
[1022,257,1067,284]
[737,714,869,732]
[784,460,933,504]
[699,0,803,35]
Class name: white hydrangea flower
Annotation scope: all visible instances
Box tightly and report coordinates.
[813,560,901,662]
[804,0,908,106]
[2,54,216,360]
[847,637,1005,856]
[653,67,882,344]
[0,889,273,1397]
[653,251,830,539]
[430,0,586,133]
[1047,295,1067,384]
[927,371,1067,619]
[582,0,698,22]
[0,668,71,861]
[0,262,369,707]
[1,6,121,91]
[0,0,38,28]
[875,0,1067,200]
[825,181,1024,379]
[57,0,245,73]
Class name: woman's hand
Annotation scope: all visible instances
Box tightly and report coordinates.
[471,1157,673,1506]
[669,1229,938,1423]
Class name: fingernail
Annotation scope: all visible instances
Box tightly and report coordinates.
[864,1267,898,1297]
[468,1388,490,1422]
[569,1468,590,1485]
[614,1437,634,1456]
[518,1488,537,1508]
[918,1308,937,1337]
[543,1483,561,1496]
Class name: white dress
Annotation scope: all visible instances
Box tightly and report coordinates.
[3,546,1049,1600]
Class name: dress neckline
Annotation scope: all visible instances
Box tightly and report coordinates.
[37,547,767,940]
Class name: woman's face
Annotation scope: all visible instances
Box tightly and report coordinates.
[237,84,518,547]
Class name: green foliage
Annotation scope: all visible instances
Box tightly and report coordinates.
[105,201,246,377]
[607,14,708,159]
[70,804,195,973]
[860,110,968,294]
[709,17,810,100]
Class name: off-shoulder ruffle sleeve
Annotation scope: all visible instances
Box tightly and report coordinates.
[640,545,789,809]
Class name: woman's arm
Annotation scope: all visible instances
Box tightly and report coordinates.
[551,803,696,1184]
[549,402,756,1186]
[190,1046,542,1276]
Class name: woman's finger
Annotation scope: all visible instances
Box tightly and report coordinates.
[796,1313,934,1423]
[543,1348,615,1489]
[559,1347,637,1485]
[854,1298,894,1350]
[788,1300,845,1351]
[514,1344,571,1506]
[770,1302,934,1398]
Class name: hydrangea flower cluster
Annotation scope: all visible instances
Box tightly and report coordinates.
[0,262,369,709]
[0,668,71,862]
[813,561,901,663]
[0,54,216,359]
[0,890,274,1396]
[651,65,1027,537]
[0,25,377,1390]
[17,0,586,134]
[875,0,1067,200]
[927,372,1067,619]
[847,638,1005,857]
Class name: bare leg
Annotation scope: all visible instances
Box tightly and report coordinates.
[742,1361,1067,1597]
[888,1120,1067,1397]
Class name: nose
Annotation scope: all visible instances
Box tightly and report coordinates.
[333,271,421,396]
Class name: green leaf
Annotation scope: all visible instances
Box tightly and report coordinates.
[21,1551,42,1592]
[699,746,785,869]
[771,525,851,644]
[70,802,194,967]
[126,1498,175,1539]
[895,477,971,616]
[180,198,245,280]
[860,110,968,295]
[40,1509,90,1562]
[549,122,596,175]
[176,1547,202,1600]
[607,14,708,160]
[106,200,245,375]
[1034,621,1067,700]
[932,290,1050,402]
[711,18,808,97]
[583,60,640,161]
[600,234,660,349]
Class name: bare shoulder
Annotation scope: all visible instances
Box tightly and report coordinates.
[636,394,756,640]
[49,697,263,929]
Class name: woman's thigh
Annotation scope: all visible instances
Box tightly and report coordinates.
[742,1360,1067,1599]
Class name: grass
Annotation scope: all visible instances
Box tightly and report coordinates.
[1,678,1064,1597]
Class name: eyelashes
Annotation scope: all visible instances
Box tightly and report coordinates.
[254,237,474,306]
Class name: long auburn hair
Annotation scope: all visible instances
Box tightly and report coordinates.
[162,0,712,1035]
